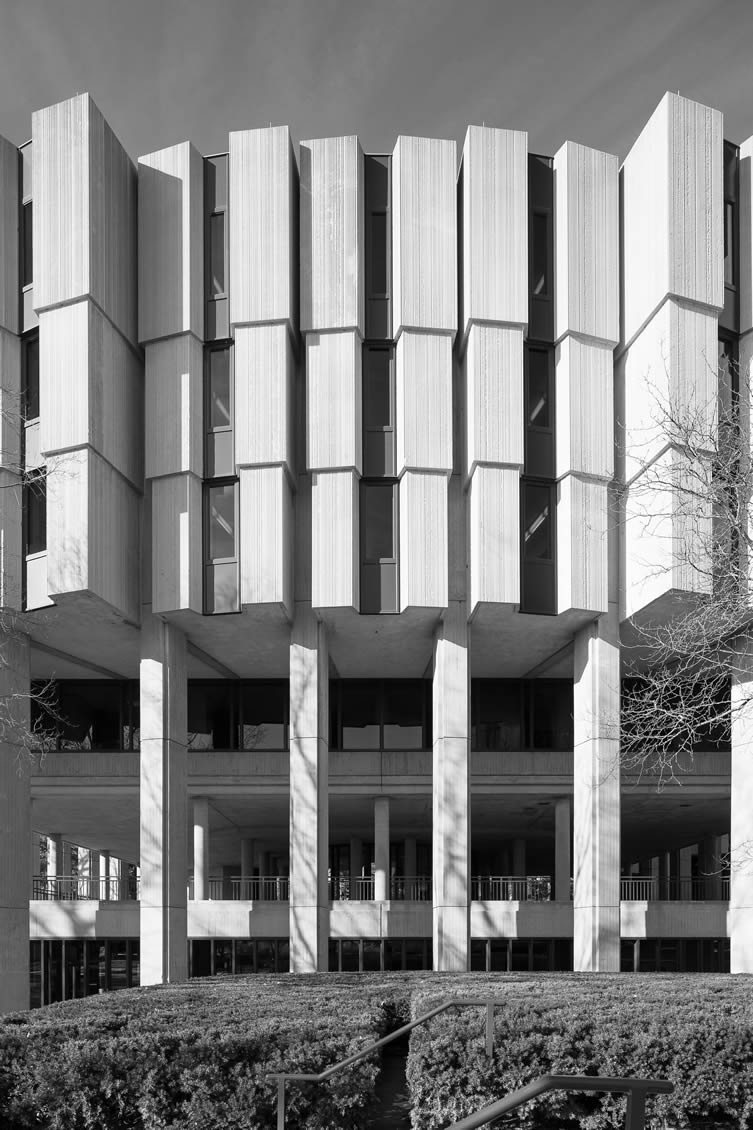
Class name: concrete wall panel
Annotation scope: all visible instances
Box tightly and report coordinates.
[399,470,447,610]
[468,465,520,611]
[557,475,608,615]
[556,337,614,480]
[311,469,358,610]
[234,323,294,471]
[306,330,361,472]
[138,141,204,344]
[554,141,618,345]
[0,135,18,336]
[396,330,452,474]
[392,135,456,336]
[151,472,202,614]
[300,135,363,334]
[230,126,296,328]
[239,465,293,614]
[465,323,524,475]
[145,333,203,480]
[459,125,527,338]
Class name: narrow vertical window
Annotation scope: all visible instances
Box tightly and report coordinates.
[524,347,554,479]
[205,154,229,340]
[531,211,549,297]
[521,481,556,614]
[360,481,398,613]
[205,346,233,478]
[24,471,46,556]
[23,333,39,420]
[364,155,391,340]
[209,212,225,297]
[21,201,33,288]
[203,480,239,614]
[362,346,395,477]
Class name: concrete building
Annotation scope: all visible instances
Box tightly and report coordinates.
[0,90,748,1011]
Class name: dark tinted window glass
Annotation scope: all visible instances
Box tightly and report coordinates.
[527,350,550,429]
[188,682,233,749]
[56,682,123,751]
[210,212,225,296]
[239,682,287,750]
[207,483,236,561]
[383,681,426,749]
[361,483,395,561]
[475,681,521,750]
[341,681,380,749]
[371,213,388,296]
[24,335,39,420]
[126,682,140,750]
[530,681,573,750]
[25,474,46,555]
[22,201,32,287]
[208,349,231,429]
[205,155,228,210]
[724,201,735,287]
[523,484,552,561]
[531,211,548,296]
[363,349,391,428]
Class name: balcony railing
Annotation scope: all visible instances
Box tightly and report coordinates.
[472,875,552,901]
[620,876,730,901]
[329,876,376,900]
[188,876,289,901]
[32,875,139,901]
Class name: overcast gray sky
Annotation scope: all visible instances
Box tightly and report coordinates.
[1,0,752,162]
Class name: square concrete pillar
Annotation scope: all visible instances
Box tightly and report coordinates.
[289,604,329,972]
[374,797,390,901]
[730,651,753,972]
[139,615,188,985]
[0,631,31,1013]
[573,613,621,971]
[193,797,210,901]
[555,797,572,902]
[432,600,470,971]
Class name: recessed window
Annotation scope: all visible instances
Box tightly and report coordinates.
[525,347,554,478]
[330,679,432,750]
[208,347,231,430]
[23,333,39,421]
[30,680,140,751]
[205,345,233,478]
[363,346,395,477]
[24,471,46,556]
[207,481,236,560]
[204,153,229,339]
[203,480,239,614]
[364,155,391,340]
[21,201,32,288]
[531,211,549,297]
[521,480,556,614]
[209,213,226,297]
[186,680,289,751]
[471,680,573,751]
[370,212,388,297]
[523,483,553,560]
[360,481,398,613]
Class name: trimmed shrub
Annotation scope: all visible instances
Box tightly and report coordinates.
[406,974,753,1130]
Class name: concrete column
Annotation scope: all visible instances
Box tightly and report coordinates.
[289,604,329,973]
[0,631,31,1012]
[512,838,526,876]
[699,836,723,899]
[139,614,188,985]
[658,851,670,899]
[405,836,417,879]
[192,798,210,901]
[374,798,390,901]
[432,600,470,971]
[48,834,64,877]
[102,851,111,900]
[573,612,621,972]
[730,649,753,970]
[555,797,571,902]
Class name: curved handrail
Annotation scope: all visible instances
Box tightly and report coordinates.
[268,996,498,1129]
[445,1073,674,1130]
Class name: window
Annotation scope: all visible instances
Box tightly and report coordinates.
[360,481,398,613]
[21,200,32,289]
[471,679,573,751]
[204,345,233,478]
[24,470,46,556]
[205,154,229,340]
[520,480,556,613]
[23,333,39,421]
[723,141,738,291]
[362,346,395,476]
[203,480,239,614]
[531,211,549,297]
[187,680,289,751]
[527,154,554,342]
[364,155,391,340]
[330,679,432,750]
[30,680,140,751]
[525,347,554,478]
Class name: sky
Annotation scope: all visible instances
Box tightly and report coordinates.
[1,0,753,164]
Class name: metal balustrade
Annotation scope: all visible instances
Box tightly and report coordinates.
[620,876,730,901]
[188,876,289,901]
[471,874,552,901]
[329,876,375,900]
[390,875,432,900]
[32,875,139,901]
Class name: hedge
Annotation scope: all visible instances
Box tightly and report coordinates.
[2,973,751,1129]
[0,974,413,1129]
[406,974,753,1129]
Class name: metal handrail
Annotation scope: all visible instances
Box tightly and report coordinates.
[446,1073,674,1130]
[268,997,500,1129]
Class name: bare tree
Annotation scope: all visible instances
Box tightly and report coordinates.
[618,344,752,783]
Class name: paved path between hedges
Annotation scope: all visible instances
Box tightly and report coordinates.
[367,1032,412,1129]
